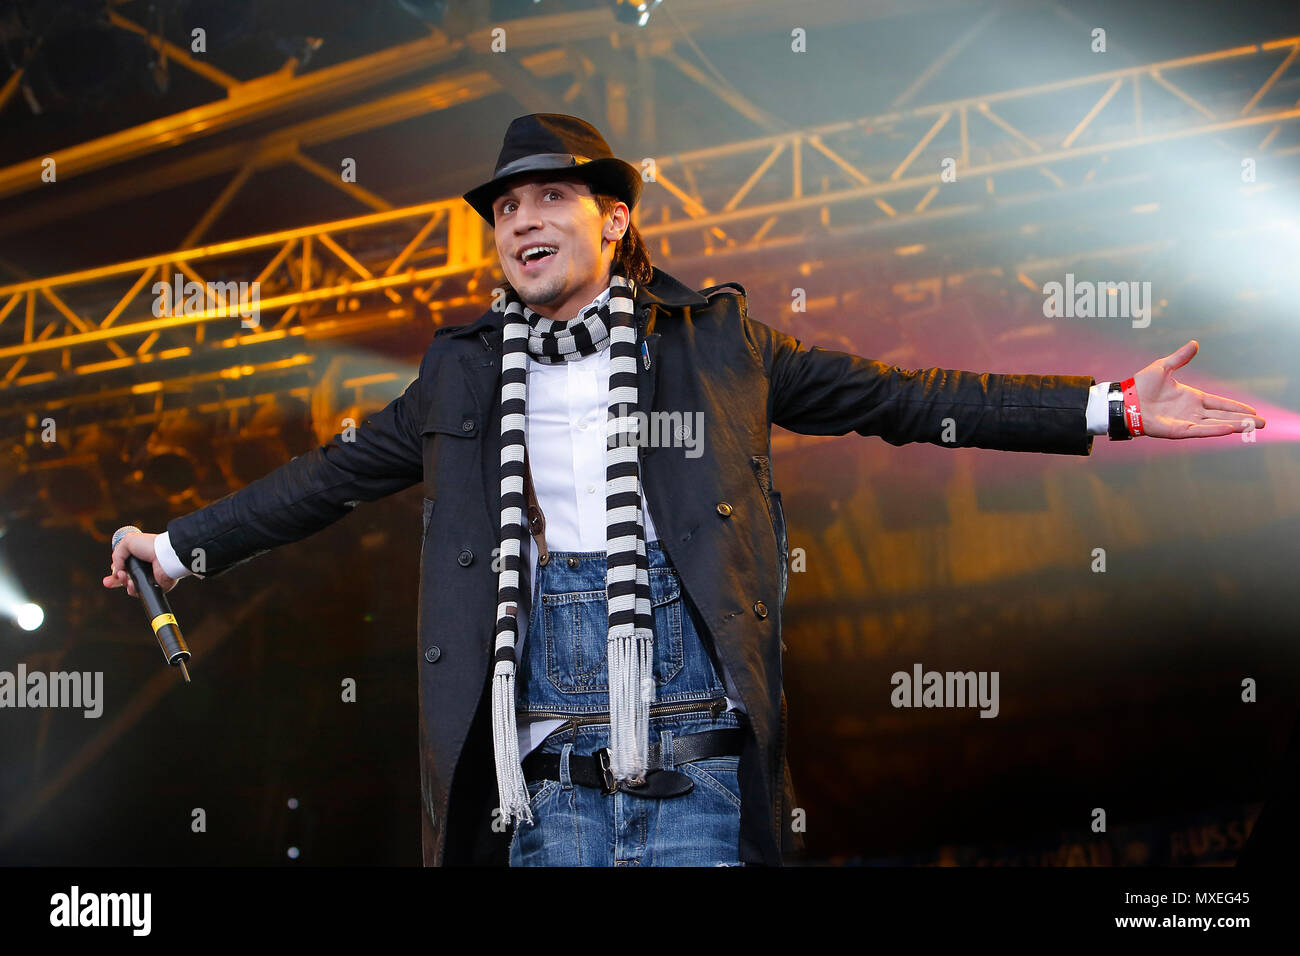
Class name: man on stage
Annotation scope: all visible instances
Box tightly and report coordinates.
[104,113,1265,866]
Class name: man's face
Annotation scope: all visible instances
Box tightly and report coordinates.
[492,173,628,320]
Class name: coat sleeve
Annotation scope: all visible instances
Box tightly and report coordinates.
[741,312,1095,456]
[164,350,429,578]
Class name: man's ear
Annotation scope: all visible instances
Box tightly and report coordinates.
[605,201,630,242]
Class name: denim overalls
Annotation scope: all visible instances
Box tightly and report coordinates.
[509,539,747,866]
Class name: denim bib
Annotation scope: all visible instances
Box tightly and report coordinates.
[515,540,731,721]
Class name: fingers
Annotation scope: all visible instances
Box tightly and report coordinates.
[1160,339,1199,373]
[103,556,174,595]
[1201,391,1259,415]
[107,532,157,593]
[1178,420,1237,438]
[1201,410,1266,429]
[110,536,134,576]
[102,567,138,596]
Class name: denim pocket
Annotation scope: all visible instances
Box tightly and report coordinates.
[509,777,562,862]
[680,755,743,810]
[527,777,560,808]
[542,566,685,694]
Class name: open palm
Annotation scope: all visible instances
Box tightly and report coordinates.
[1132,340,1265,439]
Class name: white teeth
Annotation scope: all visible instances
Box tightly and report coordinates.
[520,245,558,263]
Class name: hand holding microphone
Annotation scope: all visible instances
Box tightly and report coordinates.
[103,529,176,596]
[105,526,191,681]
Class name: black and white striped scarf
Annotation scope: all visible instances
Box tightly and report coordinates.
[492,269,654,826]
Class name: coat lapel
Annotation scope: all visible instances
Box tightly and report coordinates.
[636,325,662,425]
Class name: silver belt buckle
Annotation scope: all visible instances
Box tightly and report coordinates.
[595,748,618,795]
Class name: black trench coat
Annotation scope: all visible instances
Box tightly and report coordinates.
[166,265,1096,865]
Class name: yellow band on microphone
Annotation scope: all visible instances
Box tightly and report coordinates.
[150,612,178,635]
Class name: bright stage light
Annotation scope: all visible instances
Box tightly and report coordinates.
[16,603,43,631]
[0,567,42,632]
[613,0,662,27]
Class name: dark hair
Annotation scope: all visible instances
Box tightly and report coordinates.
[593,192,653,286]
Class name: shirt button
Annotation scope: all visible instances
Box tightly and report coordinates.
[587,484,596,494]
[460,419,475,433]
[716,502,733,517]
[457,549,474,566]
[753,601,768,619]
[424,645,441,663]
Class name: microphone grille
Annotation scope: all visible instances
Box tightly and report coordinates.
[112,525,143,548]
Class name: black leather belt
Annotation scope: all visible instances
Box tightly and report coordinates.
[521,728,744,799]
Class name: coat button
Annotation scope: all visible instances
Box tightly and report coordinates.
[457,549,474,566]
[753,601,768,619]
[567,556,580,568]
[424,645,441,663]
[461,418,475,433]
[716,502,733,517]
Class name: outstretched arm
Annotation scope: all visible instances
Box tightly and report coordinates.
[743,313,1097,456]
[159,349,430,579]
[744,312,1263,451]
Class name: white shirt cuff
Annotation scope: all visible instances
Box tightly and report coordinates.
[154,531,192,580]
[1086,381,1111,436]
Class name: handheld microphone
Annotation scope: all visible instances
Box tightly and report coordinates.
[112,525,191,682]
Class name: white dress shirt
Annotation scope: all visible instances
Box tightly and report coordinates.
[154,294,1114,759]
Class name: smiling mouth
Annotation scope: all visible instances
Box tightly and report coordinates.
[518,245,558,272]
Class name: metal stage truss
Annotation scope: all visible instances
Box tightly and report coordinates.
[1,30,1297,436]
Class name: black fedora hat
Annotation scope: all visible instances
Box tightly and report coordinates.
[462,113,642,225]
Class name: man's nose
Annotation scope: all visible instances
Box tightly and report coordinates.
[513,213,542,235]
[511,200,543,232]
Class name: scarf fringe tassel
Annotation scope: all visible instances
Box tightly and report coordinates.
[492,662,533,827]
[607,629,655,783]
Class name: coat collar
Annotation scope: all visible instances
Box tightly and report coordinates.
[442,266,707,342]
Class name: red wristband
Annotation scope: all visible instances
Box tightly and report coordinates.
[1121,376,1144,436]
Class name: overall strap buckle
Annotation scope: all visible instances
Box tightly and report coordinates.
[522,444,549,567]
[595,747,618,795]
